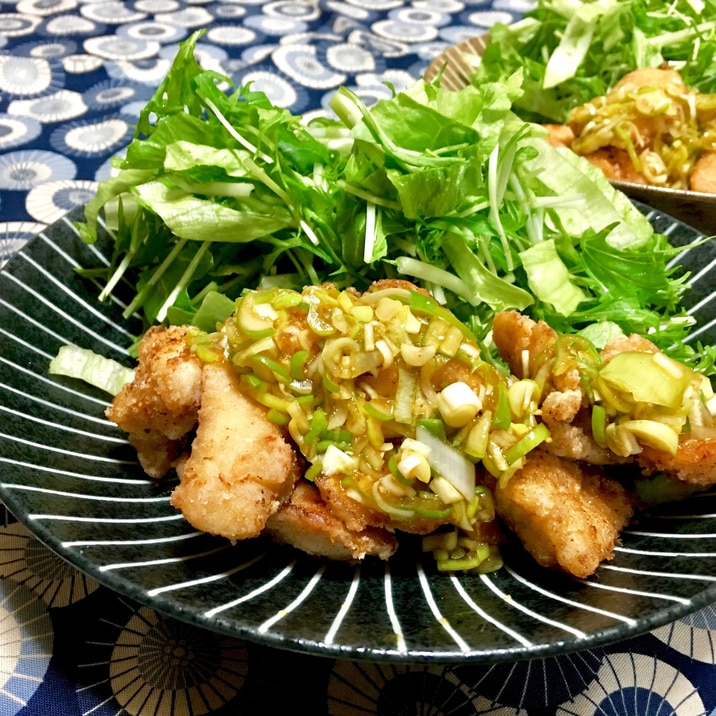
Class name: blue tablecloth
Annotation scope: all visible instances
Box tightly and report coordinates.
[1,2,716,714]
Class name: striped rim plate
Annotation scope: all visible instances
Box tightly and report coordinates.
[0,205,715,662]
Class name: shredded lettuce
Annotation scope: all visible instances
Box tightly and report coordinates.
[473,0,716,123]
[77,29,711,375]
[49,345,135,396]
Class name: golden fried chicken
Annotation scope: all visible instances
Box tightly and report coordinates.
[492,311,622,464]
[264,481,397,561]
[170,361,302,541]
[106,325,203,477]
[638,436,716,487]
[690,151,716,194]
[494,449,634,578]
[315,472,455,536]
[543,123,575,148]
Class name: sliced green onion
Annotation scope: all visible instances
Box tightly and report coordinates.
[492,381,512,430]
[591,403,607,446]
[416,424,476,501]
[251,354,291,383]
[504,423,551,464]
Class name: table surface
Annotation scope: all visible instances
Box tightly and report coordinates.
[2,1,716,715]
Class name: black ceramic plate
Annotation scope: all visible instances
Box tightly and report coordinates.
[0,205,715,663]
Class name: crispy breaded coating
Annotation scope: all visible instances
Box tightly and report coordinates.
[107,325,203,477]
[315,472,389,534]
[543,123,575,148]
[492,311,580,391]
[315,473,455,536]
[264,482,398,561]
[690,152,716,194]
[492,311,556,380]
[638,436,716,487]
[494,449,634,578]
[170,361,302,541]
[600,333,658,362]
[612,67,685,94]
[582,147,648,184]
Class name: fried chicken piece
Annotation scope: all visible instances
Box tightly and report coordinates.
[492,312,649,466]
[107,325,203,477]
[612,67,685,94]
[541,400,627,465]
[492,311,561,381]
[638,436,716,487]
[494,449,634,578]
[543,123,575,148]
[600,332,658,362]
[315,472,455,536]
[690,151,716,194]
[314,472,389,533]
[582,147,648,184]
[170,361,302,541]
[264,482,398,561]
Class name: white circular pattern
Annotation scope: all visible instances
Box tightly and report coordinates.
[272,43,347,88]
[325,42,376,72]
[52,117,131,156]
[440,23,494,42]
[325,0,374,20]
[44,14,97,35]
[62,52,104,73]
[0,115,42,151]
[241,43,276,64]
[0,149,76,190]
[0,221,46,269]
[345,0,403,9]
[414,0,466,12]
[244,13,308,36]
[134,0,180,10]
[154,6,215,27]
[105,57,173,83]
[556,653,705,715]
[493,0,536,11]
[263,0,321,21]
[239,69,299,108]
[214,4,248,18]
[83,35,161,61]
[119,20,187,44]
[26,40,76,59]
[371,18,440,42]
[206,25,257,46]
[26,178,98,224]
[465,9,516,27]
[355,68,415,90]
[80,2,147,24]
[7,89,87,123]
[82,79,149,110]
[0,56,55,97]
[0,13,42,38]
[0,521,101,607]
[390,6,452,26]
[16,0,78,15]
[0,577,53,716]
[652,605,716,663]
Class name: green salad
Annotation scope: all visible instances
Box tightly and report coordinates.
[472,0,716,124]
[77,29,714,377]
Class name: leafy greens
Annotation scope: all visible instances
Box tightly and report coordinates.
[78,29,710,375]
[472,0,716,123]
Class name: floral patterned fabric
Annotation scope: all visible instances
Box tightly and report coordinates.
[1,1,716,714]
